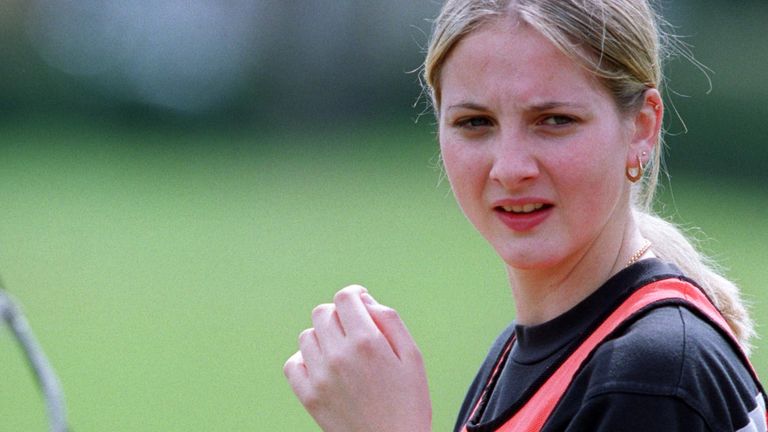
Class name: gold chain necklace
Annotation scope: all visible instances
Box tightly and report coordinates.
[626,241,652,268]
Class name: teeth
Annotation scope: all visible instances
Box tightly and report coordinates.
[501,203,544,214]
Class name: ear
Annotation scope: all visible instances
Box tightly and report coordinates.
[627,88,663,168]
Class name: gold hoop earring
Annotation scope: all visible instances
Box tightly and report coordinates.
[626,154,644,183]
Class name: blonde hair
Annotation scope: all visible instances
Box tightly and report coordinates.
[423,0,755,353]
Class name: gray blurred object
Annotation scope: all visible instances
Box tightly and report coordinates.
[0,289,69,432]
[11,0,440,116]
[24,0,267,113]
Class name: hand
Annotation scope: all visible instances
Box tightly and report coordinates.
[283,285,432,432]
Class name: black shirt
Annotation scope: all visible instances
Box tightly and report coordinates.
[455,259,767,431]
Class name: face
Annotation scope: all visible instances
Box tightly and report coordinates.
[438,19,638,270]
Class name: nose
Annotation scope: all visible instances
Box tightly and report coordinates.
[488,132,540,190]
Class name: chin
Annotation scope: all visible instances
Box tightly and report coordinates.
[498,249,563,271]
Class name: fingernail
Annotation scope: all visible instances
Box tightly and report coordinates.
[361,292,378,305]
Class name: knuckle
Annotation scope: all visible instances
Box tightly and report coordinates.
[333,284,367,304]
[283,351,302,375]
[352,334,380,355]
[346,283,368,293]
[379,306,400,321]
[333,289,354,304]
[282,359,293,377]
[351,333,388,359]
[405,345,425,364]
[312,374,333,395]
[325,352,347,373]
[300,390,321,411]
[311,303,333,320]
[298,328,314,345]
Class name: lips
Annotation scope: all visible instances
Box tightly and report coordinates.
[499,203,546,214]
[492,199,553,232]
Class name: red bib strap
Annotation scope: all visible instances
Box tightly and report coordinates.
[461,278,755,432]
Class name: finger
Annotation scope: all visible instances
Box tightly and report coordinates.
[297,328,322,374]
[311,303,345,351]
[283,351,312,401]
[333,285,379,338]
[362,293,420,361]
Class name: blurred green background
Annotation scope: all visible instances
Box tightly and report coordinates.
[1,1,766,431]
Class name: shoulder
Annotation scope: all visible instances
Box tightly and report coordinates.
[561,304,762,431]
[586,304,754,394]
[586,304,692,393]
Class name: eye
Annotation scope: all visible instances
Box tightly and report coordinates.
[539,115,576,126]
[455,116,493,129]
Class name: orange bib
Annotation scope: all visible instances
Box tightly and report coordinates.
[461,279,765,432]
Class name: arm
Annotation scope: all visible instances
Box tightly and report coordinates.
[283,285,432,432]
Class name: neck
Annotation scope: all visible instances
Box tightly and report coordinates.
[507,214,652,326]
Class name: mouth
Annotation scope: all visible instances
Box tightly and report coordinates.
[493,202,554,232]
[495,203,553,215]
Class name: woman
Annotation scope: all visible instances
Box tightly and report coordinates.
[284,1,767,430]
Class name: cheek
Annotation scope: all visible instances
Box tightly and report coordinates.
[439,133,462,185]
[554,139,627,220]
[439,138,488,209]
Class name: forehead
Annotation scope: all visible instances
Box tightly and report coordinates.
[440,18,609,108]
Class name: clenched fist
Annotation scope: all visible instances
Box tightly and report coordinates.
[284,285,432,432]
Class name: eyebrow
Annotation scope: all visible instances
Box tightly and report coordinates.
[445,102,489,112]
[527,101,587,111]
[446,100,587,112]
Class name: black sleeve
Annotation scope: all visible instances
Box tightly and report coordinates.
[564,392,712,432]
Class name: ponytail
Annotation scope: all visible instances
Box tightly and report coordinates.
[635,209,755,354]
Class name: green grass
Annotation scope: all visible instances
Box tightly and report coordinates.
[0,118,765,431]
